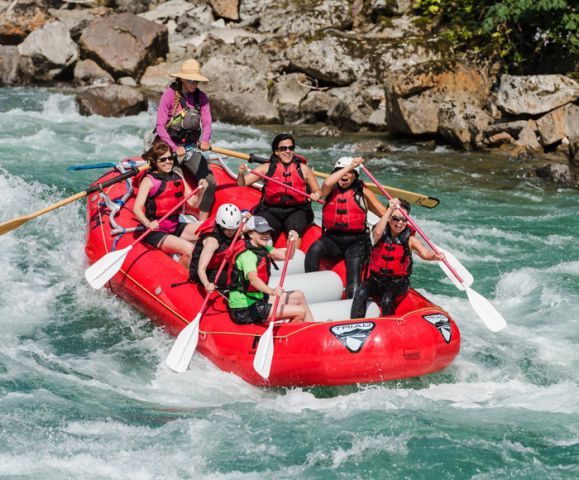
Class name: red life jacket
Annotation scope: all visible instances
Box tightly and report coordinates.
[262,158,309,206]
[322,180,367,233]
[189,219,245,284]
[144,171,184,220]
[227,240,271,295]
[368,226,414,278]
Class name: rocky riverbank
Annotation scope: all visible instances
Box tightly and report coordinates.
[1,0,577,186]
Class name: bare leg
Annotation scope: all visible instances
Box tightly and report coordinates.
[284,290,313,322]
[158,235,194,268]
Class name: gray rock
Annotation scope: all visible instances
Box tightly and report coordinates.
[536,103,579,146]
[300,91,342,123]
[118,76,138,86]
[76,85,148,117]
[74,59,114,86]
[484,120,529,138]
[496,75,579,116]
[438,102,492,149]
[17,21,78,82]
[516,120,541,151]
[0,46,34,86]
[79,13,168,80]
[140,62,181,92]
[49,6,109,42]
[535,163,574,184]
[257,0,351,36]
[0,0,54,45]
[286,34,370,87]
[211,92,280,124]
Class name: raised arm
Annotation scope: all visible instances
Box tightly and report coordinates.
[371,199,398,244]
[320,157,364,197]
[364,187,387,217]
[181,173,207,208]
[237,162,269,187]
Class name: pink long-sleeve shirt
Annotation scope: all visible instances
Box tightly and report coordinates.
[156,87,212,152]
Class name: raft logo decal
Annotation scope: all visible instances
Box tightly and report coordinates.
[423,314,451,343]
[330,322,375,353]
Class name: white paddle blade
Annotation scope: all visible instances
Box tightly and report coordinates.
[465,286,507,332]
[165,313,201,373]
[85,246,132,289]
[437,247,474,291]
[253,322,275,380]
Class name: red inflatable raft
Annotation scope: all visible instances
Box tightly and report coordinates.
[84,159,460,387]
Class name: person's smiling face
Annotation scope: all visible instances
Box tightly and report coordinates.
[182,79,198,94]
[275,139,295,164]
[337,169,356,188]
[388,209,408,235]
[156,152,174,173]
[249,230,272,247]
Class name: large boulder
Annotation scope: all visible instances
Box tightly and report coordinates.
[286,34,371,87]
[76,85,148,117]
[0,0,54,45]
[0,46,34,86]
[496,75,579,116]
[256,0,351,36]
[535,103,579,147]
[384,62,494,145]
[79,13,168,80]
[271,73,312,123]
[196,37,280,123]
[73,59,114,86]
[438,102,493,149]
[17,21,78,82]
[140,62,180,92]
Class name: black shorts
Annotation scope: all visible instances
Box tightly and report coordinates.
[228,298,272,325]
[143,222,186,248]
[254,204,313,237]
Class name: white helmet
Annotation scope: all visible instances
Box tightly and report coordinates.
[216,203,241,229]
[334,156,360,174]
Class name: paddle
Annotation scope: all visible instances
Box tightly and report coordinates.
[311,169,439,209]
[0,165,147,237]
[253,236,296,380]
[165,216,249,373]
[85,185,202,289]
[360,164,506,333]
[209,145,439,208]
[67,160,147,171]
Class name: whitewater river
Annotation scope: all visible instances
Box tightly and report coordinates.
[1,88,577,479]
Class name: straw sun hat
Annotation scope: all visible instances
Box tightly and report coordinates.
[170,59,209,82]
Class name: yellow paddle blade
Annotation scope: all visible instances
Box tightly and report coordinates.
[0,215,34,236]
[312,170,439,208]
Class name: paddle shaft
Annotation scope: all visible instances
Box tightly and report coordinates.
[131,185,201,248]
[210,146,268,164]
[360,165,464,284]
[0,166,147,236]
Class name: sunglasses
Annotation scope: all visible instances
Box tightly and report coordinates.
[184,79,199,85]
[276,145,295,152]
[391,215,408,223]
[158,156,174,164]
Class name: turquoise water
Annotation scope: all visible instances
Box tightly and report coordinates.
[0,88,578,479]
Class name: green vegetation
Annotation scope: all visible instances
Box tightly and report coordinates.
[413,0,579,73]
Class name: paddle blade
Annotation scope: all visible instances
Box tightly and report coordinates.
[465,285,507,332]
[85,246,131,289]
[0,216,32,236]
[165,313,201,373]
[253,322,275,380]
[437,247,474,291]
